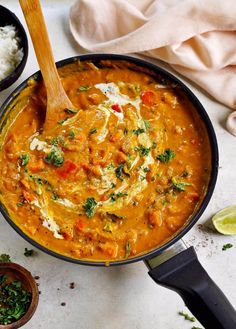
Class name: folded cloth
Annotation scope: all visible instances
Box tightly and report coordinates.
[69,0,236,136]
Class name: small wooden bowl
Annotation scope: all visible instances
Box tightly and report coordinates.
[0,263,39,329]
[0,5,28,91]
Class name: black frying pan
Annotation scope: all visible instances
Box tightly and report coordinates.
[0,54,235,329]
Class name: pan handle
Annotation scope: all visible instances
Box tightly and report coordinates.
[148,247,236,329]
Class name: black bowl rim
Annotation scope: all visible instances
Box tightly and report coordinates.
[0,5,28,91]
[0,53,219,267]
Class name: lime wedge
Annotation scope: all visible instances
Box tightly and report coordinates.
[212,205,236,235]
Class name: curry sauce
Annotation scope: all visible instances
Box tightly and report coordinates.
[0,60,211,261]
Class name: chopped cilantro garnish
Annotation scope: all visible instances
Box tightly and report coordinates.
[68,131,75,139]
[83,197,97,218]
[116,192,128,198]
[125,241,131,258]
[19,154,29,166]
[222,243,233,251]
[16,202,24,207]
[115,164,130,181]
[0,254,11,263]
[24,248,34,257]
[57,118,69,125]
[181,170,189,177]
[123,128,128,135]
[35,177,43,185]
[78,85,90,92]
[0,275,32,325]
[135,145,151,157]
[110,182,116,189]
[178,311,195,322]
[51,136,65,147]
[109,192,127,202]
[156,149,175,163]
[143,167,150,173]
[172,177,192,192]
[107,163,115,170]
[64,108,78,114]
[152,142,157,149]
[144,120,150,129]
[89,128,97,135]
[140,175,146,181]
[44,151,64,167]
[52,193,59,200]
[133,128,145,136]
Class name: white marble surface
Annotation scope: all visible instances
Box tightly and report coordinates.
[0,1,236,328]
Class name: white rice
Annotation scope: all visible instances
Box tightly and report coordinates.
[0,25,24,81]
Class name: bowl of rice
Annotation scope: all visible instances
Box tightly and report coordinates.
[0,5,28,91]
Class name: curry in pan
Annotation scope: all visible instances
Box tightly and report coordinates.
[0,60,211,261]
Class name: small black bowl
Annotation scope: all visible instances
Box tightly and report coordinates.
[0,5,28,91]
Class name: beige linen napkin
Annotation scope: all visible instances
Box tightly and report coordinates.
[69,0,236,136]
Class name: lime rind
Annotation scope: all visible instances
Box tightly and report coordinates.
[212,205,236,235]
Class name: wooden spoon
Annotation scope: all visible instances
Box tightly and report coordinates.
[19,0,74,131]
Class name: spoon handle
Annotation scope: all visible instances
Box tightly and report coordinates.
[19,0,73,128]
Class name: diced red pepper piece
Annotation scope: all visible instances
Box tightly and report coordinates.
[111,104,122,113]
[23,190,35,202]
[56,159,78,179]
[74,219,85,233]
[141,91,154,106]
[63,232,73,241]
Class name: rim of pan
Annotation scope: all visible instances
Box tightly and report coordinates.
[0,54,219,267]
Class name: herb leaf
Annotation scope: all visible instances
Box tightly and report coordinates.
[222,243,233,251]
[144,120,150,129]
[24,248,34,257]
[172,177,192,192]
[178,311,195,322]
[57,118,69,125]
[133,128,145,136]
[83,197,97,218]
[156,149,175,163]
[68,131,75,139]
[78,86,90,92]
[44,151,64,167]
[0,254,11,263]
[115,164,130,181]
[135,145,151,157]
[89,128,97,135]
[64,108,78,114]
[125,241,131,258]
[109,192,128,202]
[19,154,29,166]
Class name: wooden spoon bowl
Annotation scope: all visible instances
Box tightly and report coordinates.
[0,263,39,329]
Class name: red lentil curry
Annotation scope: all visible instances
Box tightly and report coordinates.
[0,60,211,262]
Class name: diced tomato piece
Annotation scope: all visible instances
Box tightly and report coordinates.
[111,104,122,113]
[109,130,123,142]
[100,194,109,201]
[74,219,85,233]
[56,159,78,179]
[141,90,154,106]
[190,139,197,145]
[23,190,35,202]
[63,232,73,241]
